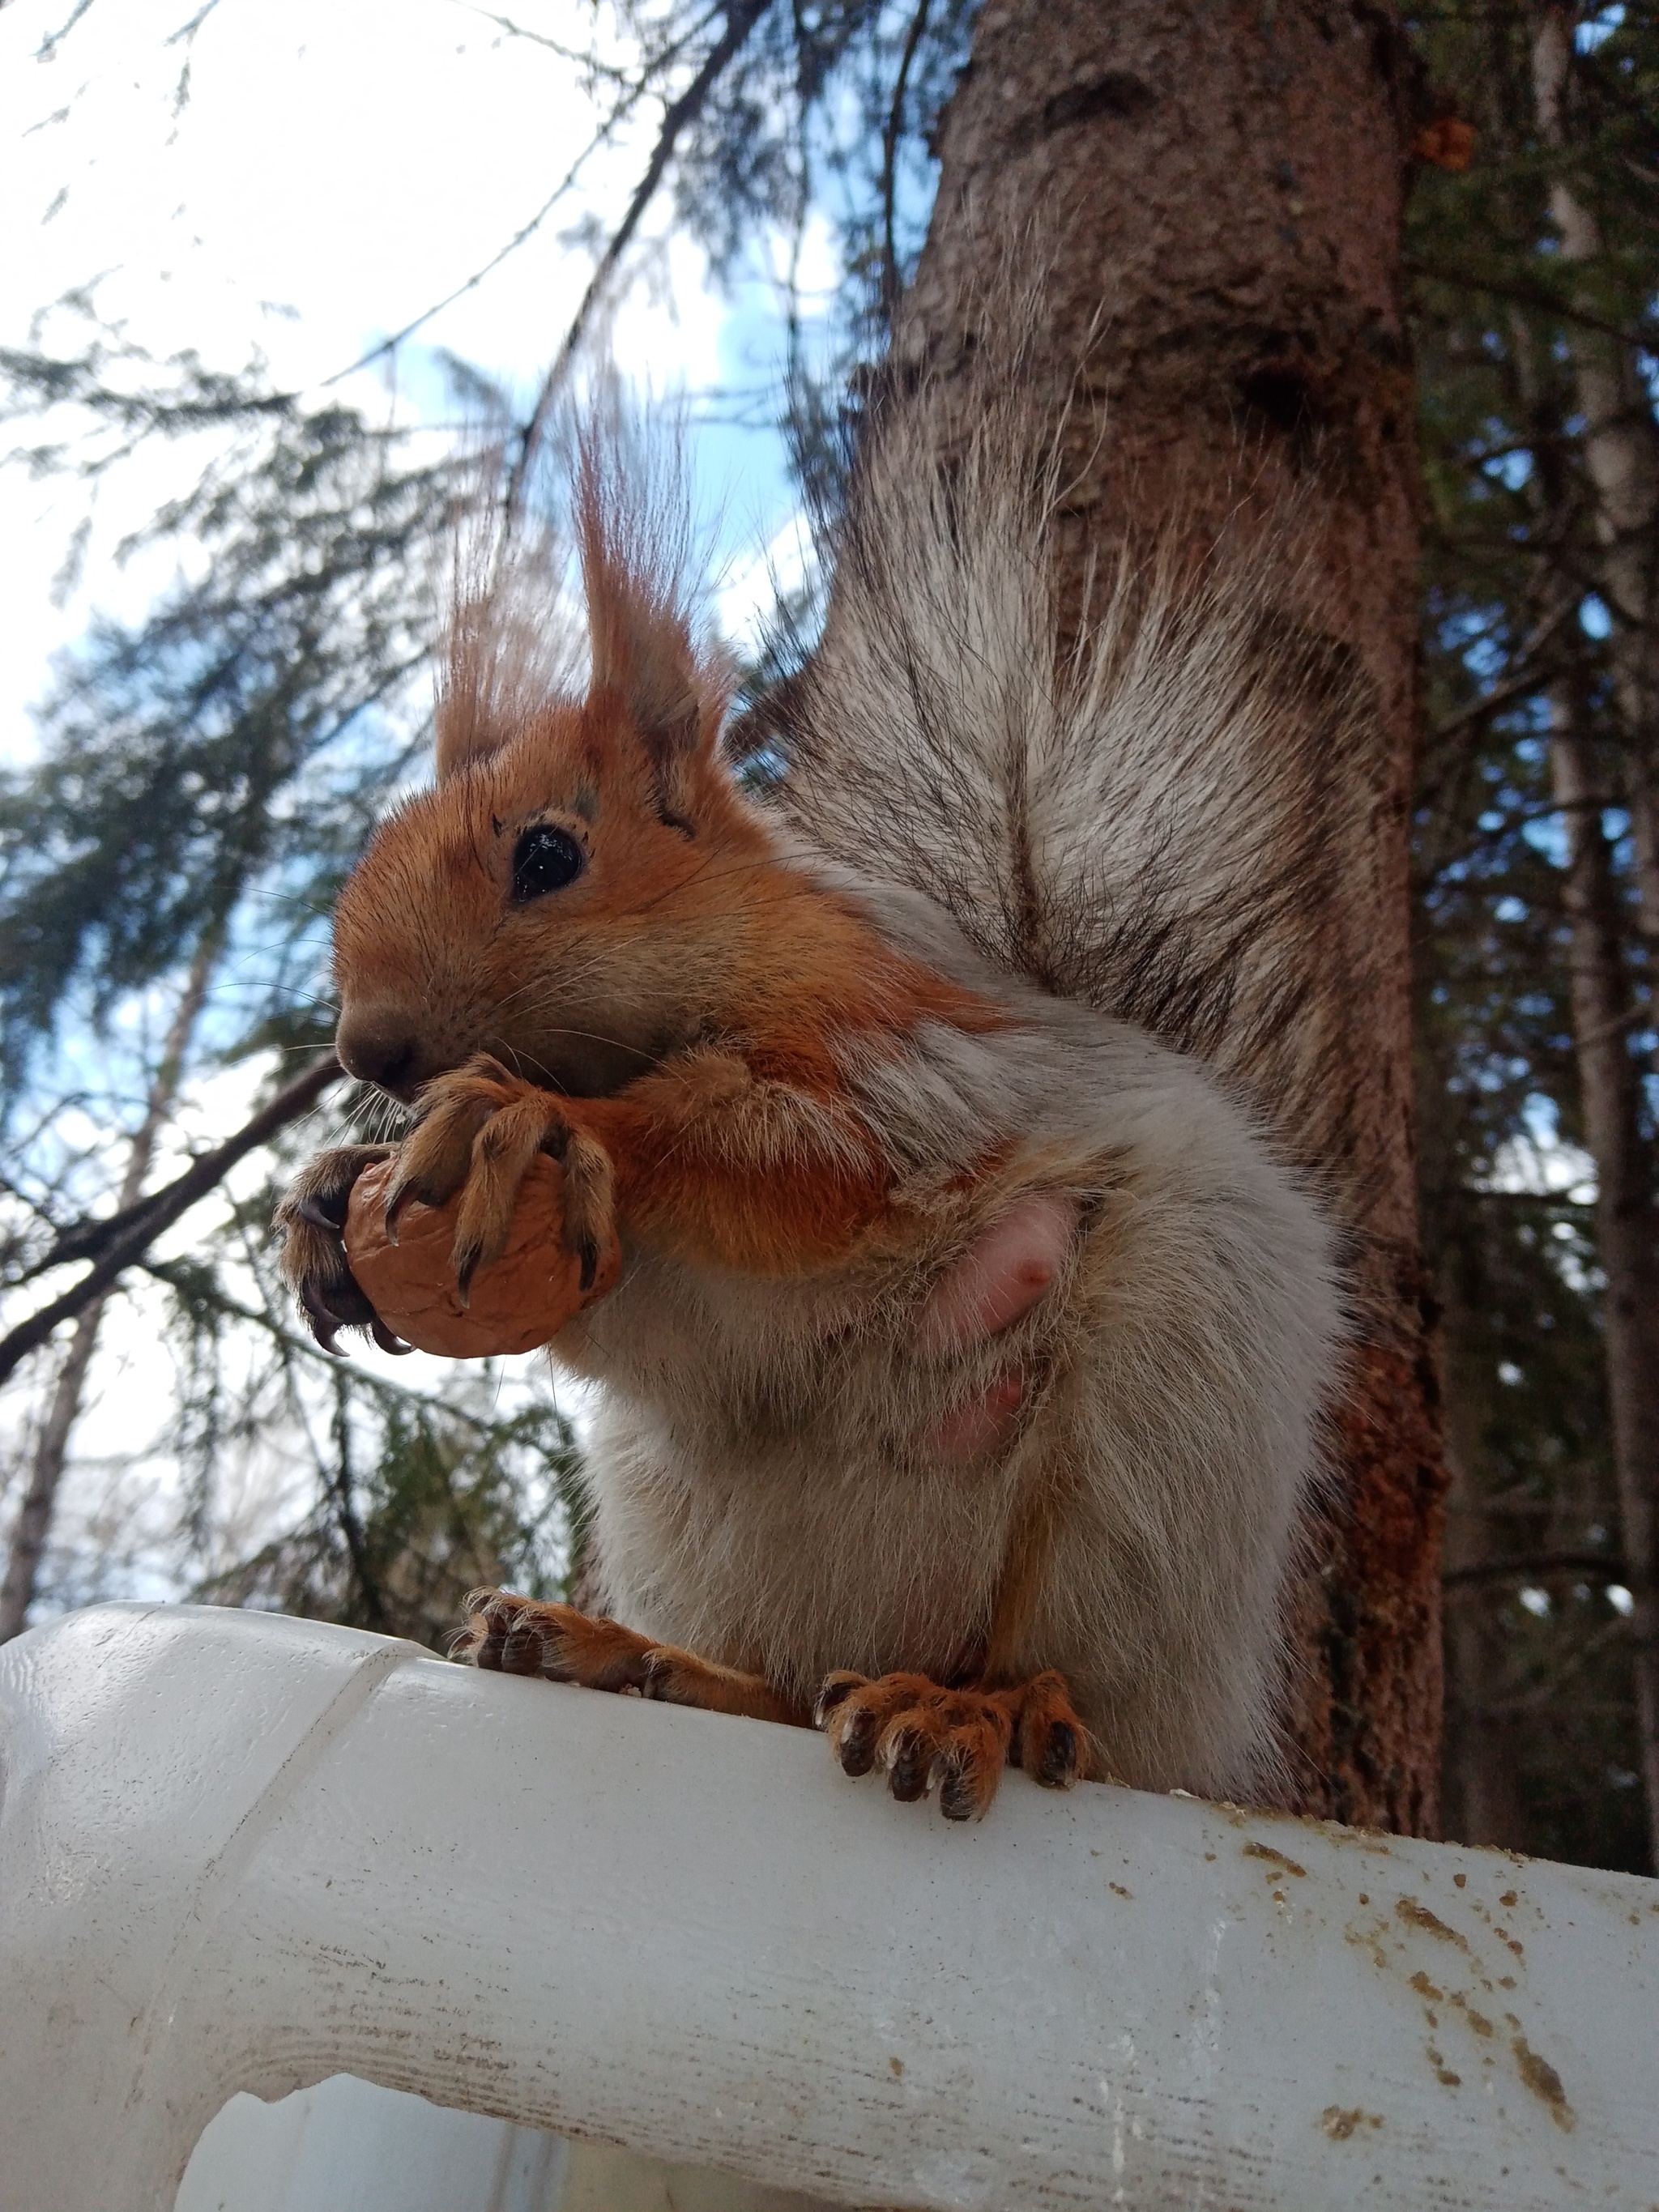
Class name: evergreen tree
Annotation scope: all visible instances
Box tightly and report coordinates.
[1407,0,1658,1871]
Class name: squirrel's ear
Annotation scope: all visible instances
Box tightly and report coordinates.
[586,556,726,835]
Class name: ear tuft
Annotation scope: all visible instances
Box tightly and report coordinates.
[435,595,514,780]
[578,428,730,827]
[434,456,586,783]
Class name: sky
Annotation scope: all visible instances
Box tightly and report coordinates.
[0,0,818,1590]
[0,0,817,763]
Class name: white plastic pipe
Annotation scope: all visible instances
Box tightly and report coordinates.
[175,2073,841,2212]
[2,1601,1656,2212]
[175,2075,572,2212]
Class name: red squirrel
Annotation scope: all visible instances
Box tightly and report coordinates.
[278,397,1359,1819]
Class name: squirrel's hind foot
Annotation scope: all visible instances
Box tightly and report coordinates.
[815,1668,1089,1820]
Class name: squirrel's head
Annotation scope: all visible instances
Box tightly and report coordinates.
[332,475,774,1103]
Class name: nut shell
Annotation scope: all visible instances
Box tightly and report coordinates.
[343,1153,620,1359]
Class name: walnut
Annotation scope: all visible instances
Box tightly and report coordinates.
[343,1153,619,1358]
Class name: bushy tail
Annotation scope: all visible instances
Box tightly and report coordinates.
[772,383,1391,1212]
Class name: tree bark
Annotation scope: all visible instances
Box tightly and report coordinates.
[888,0,1446,1828]
[0,941,216,1643]
[1548,697,1659,1866]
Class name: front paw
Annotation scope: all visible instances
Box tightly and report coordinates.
[815,1669,1086,1820]
[386,1056,616,1298]
[275,1144,405,1354]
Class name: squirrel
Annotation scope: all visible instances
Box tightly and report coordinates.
[277,379,1378,1821]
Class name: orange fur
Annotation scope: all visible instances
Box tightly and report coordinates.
[461,1591,805,1725]
[281,436,1343,1825]
[332,668,1007,1279]
[815,1668,1090,1820]
[304,488,1080,1815]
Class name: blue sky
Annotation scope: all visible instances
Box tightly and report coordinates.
[0,0,821,763]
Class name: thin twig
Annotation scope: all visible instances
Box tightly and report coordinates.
[0,1056,342,1392]
[1423,592,1580,748]
[24,1056,343,1280]
[503,0,773,530]
[1483,1615,1633,1716]
[1406,254,1654,349]
[33,0,97,62]
[1444,1550,1627,1588]
[1466,1187,1595,1208]
[878,0,932,328]
[141,1255,519,1429]
[322,87,651,388]
[462,5,638,79]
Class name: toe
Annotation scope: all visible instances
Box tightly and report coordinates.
[499,1607,551,1676]
[1031,1717,1079,1788]
[882,1719,938,1802]
[813,1670,867,1727]
[938,1745,999,1822]
[462,1596,508,1670]
[1015,1672,1087,1788]
[826,1693,883,1777]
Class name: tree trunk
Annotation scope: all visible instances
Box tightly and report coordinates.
[1507,172,1659,1862]
[1439,1468,1529,1850]
[0,942,215,1643]
[1549,699,1659,1866]
[888,0,1446,1828]
[1533,4,1659,948]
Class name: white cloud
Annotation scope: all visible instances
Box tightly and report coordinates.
[714,509,815,656]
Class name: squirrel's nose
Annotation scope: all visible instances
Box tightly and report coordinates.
[335,1007,427,1098]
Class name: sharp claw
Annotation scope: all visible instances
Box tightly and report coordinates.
[577,1238,598,1294]
[296,1191,347,1233]
[454,1247,479,1309]
[383,1178,420,1244]
[499,1620,545,1675]
[1034,1720,1078,1788]
[834,1705,880,1777]
[885,1729,933,1802]
[939,1765,980,1822]
[370,1318,412,1356]
[300,1282,347,1357]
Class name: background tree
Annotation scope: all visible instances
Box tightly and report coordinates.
[1409,0,1659,1873]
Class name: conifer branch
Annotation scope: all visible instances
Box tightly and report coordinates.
[504,0,773,526]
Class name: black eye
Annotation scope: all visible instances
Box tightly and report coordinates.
[510,823,586,903]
